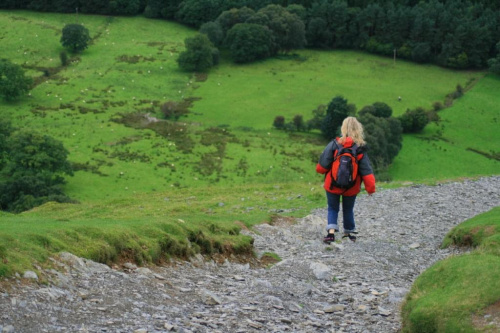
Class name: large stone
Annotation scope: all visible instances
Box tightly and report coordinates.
[310,262,331,280]
[23,271,38,280]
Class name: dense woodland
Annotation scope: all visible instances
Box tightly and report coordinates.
[1,0,499,69]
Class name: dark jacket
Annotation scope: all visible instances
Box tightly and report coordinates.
[316,137,376,196]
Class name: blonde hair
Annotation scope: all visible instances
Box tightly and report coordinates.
[339,117,366,146]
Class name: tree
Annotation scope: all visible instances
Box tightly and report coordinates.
[215,7,256,38]
[321,96,355,140]
[61,24,91,53]
[292,115,305,131]
[306,104,327,131]
[252,5,306,54]
[177,34,218,72]
[200,21,224,47]
[225,23,273,63]
[176,0,228,28]
[0,59,32,102]
[273,115,285,129]
[0,130,74,213]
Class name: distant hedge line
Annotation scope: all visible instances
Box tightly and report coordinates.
[2,0,499,69]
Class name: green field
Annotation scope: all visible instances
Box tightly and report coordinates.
[0,10,499,277]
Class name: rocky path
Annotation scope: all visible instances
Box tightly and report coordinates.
[1,177,499,333]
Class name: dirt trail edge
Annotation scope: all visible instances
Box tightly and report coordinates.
[1,176,499,333]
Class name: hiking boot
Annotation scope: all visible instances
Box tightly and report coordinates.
[323,233,335,244]
[342,232,357,242]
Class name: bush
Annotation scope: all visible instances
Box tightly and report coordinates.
[177,34,218,72]
[225,23,273,63]
[399,107,429,133]
[273,116,285,129]
[0,59,32,101]
[59,51,68,66]
[359,102,392,118]
[161,101,189,120]
[358,112,403,174]
[200,21,224,47]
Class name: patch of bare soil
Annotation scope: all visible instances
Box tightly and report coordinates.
[472,300,500,332]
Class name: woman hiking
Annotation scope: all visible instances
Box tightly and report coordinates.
[316,117,376,244]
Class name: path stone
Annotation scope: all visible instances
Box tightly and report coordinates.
[0,177,498,332]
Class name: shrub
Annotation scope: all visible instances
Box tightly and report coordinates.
[177,34,217,72]
[399,107,429,133]
[60,51,68,66]
[225,23,273,63]
[273,116,285,129]
[0,59,33,101]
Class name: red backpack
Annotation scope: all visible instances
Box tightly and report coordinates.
[329,144,359,190]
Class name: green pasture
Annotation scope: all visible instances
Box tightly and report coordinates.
[390,75,500,182]
[0,10,499,280]
[188,50,480,129]
[402,207,500,333]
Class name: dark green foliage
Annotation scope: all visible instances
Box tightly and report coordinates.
[0,129,74,213]
[399,107,429,133]
[176,0,228,28]
[3,0,499,69]
[0,119,14,169]
[487,42,500,75]
[200,21,224,47]
[0,59,33,102]
[59,51,68,66]
[358,112,403,172]
[254,4,306,54]
[273,115,285,129]
[359,102,392,118]
[320,96,355,140]
[306,104,326,131]
[161,100,189,120]
[225,23,273,63]
[292,115,305,131]
[177,34,218,72]
[306,0,350,48]
[60,24,91,53]
[215,7,256,38]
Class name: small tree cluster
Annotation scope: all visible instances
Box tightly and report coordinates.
[0,121,75,213]
[272,115,306,132]
[200,5,305,64]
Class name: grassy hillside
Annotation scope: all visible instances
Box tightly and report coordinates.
[402,207,500,332]
[391,75,500,182]
[0,10,499,276]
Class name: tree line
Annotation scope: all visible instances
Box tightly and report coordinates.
[2,0,499,70]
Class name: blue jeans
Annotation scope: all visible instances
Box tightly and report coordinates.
[326,192,357,233]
